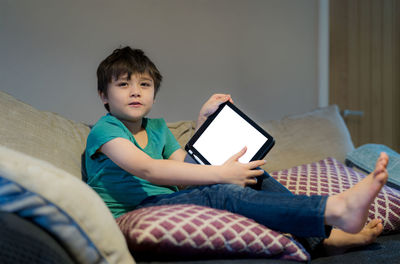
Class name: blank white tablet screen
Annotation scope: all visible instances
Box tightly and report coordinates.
[192,105,268,165]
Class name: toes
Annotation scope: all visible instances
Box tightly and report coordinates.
[366,219,381,228]
[372,223,384,238]
[373,168,385,177]
[377,222,383,233]
[379,152,389,165]
[366,219,384,236]
[376,152,388,165]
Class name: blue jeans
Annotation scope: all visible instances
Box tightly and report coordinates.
[137,171,330,240]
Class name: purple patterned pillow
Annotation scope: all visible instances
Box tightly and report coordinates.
[116,204,309,261]
[270,157,400,233]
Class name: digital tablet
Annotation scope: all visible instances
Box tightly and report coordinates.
[185,101,275,166]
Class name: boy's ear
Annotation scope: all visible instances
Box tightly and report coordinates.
[98,91,108,104]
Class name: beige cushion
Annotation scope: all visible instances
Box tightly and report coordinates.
[0,91,90,179]
[0,145,135,264]
[260,105,354,172]
[167,120,196,148]
[168,105,354,173]
[0,89,353,177]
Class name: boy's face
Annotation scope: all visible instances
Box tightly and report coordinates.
[100,72,155,123]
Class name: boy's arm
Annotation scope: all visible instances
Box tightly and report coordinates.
[100,137,265,187]
[168,148,187,162]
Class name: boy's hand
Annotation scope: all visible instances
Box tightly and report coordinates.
[196,94,234,130]
[219,147,266,187]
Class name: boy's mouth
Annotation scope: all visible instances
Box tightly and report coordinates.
[129,102,143,107]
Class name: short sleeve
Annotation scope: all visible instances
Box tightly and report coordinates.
[86,115,131,159]
[161,121,181,159]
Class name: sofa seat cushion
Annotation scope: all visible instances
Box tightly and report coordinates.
[0,145,135,264]
[270,157,400,234]
[116,204,310,262]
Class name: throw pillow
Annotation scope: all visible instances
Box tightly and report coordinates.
[0,145,135,264]
[167,120,196,149]
[0,91,90,179]
[259,105,354,172]
[117,204,310,262]
[270,157,400,233]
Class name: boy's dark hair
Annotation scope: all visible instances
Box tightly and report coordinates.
[97,46,163,112]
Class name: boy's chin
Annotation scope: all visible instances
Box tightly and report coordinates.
[110,108,152,122]
[123,116,144,123]
[111,113,144,123]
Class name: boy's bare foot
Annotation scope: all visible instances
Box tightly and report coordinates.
[325,152,389,233]
[323,219,383,255]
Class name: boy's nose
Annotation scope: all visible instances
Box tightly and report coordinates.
[130,85,141,97]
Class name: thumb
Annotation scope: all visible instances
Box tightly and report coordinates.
[229,146,247,162]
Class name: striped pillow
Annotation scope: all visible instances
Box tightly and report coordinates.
[117,204,309,261]
[270,157,400,233]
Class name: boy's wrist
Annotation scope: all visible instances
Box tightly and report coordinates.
[196,115,207,131]
[214,165,226,184]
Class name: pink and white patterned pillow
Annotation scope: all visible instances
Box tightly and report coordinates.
[270,157,400,233]
[116,204,310,261]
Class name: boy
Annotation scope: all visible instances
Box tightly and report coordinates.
[86,46,388,255]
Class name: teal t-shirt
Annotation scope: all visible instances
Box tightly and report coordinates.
[85,114,181,218]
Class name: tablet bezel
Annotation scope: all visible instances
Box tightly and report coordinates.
[185,101,275,165]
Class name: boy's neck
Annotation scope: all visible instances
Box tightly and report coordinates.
[121,118,144,135]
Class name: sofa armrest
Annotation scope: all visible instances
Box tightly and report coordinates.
[0,211,76,264]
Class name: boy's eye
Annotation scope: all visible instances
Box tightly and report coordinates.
[118,82,128,87]
[141,82,151,87]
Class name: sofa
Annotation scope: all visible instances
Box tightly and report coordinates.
[1,90,400,264]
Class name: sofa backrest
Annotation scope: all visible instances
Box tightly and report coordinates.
[0,91,90,179]
[0,91,199,181]
[0,90,354,179]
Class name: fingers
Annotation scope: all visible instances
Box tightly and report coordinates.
[246,178,258,186]
[212,93,231,100]
[228,147,247,161]
[250,168,265,177]
[224,94,233,104]
[242,167,264,180]
[246,159,267,170]
[199,94,234,120]
[210,94,233,104]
